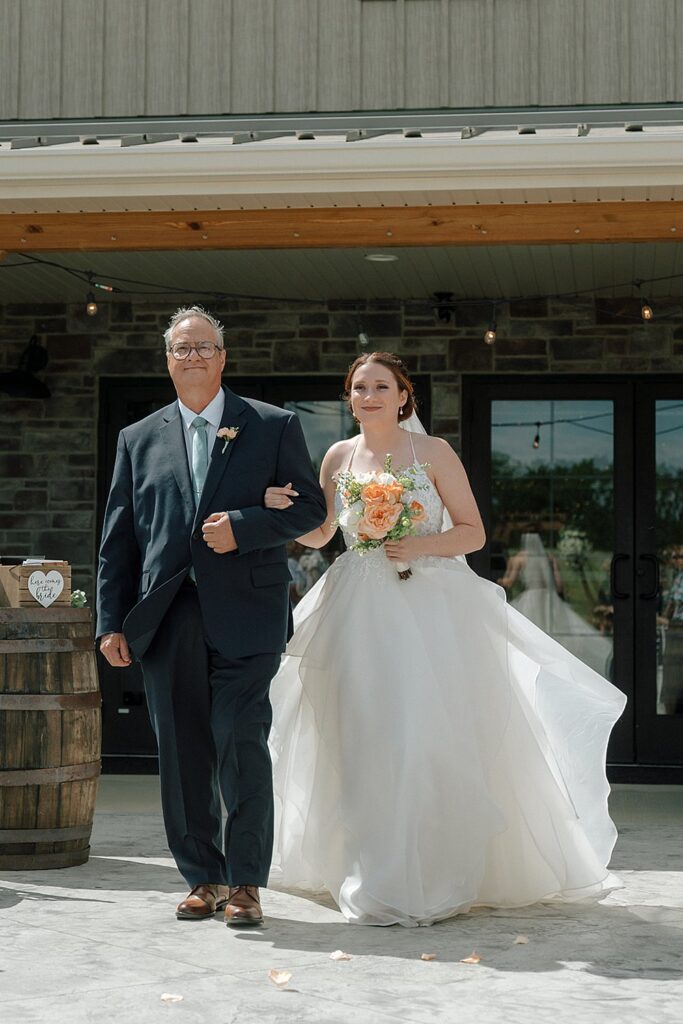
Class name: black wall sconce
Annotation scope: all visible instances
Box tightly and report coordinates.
[0,334,51,399]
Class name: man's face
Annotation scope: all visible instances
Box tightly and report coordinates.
[166,317,226,395]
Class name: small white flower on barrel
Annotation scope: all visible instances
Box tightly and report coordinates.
[217,426,240,453]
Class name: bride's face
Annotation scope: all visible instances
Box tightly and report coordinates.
[350,363,408,426]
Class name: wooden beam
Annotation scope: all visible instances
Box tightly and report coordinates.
[0,202,682,252]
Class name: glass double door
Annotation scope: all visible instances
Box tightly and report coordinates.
[464,376,683,770]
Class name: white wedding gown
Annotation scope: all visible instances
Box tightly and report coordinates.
[269,442,627,927]
[511,533,613,678]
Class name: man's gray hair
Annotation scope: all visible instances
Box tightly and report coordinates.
[163,305,225,351]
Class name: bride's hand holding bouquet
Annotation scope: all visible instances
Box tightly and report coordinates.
[383,533,426,567]
[263,456,428,580]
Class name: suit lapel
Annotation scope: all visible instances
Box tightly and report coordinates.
[193,386,249,527]
[159,403,195,515]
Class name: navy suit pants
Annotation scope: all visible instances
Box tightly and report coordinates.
[141,584,280,887]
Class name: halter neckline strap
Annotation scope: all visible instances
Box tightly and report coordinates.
[345,430,418,474]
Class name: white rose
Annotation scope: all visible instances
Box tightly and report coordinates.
[339,500,364,531]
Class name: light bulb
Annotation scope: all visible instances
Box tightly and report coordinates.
[532,422,541,449]
[85,292,98,317]
[641,299,653,321]
[483,326,497,345]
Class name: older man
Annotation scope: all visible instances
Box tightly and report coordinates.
[97,306,326,925]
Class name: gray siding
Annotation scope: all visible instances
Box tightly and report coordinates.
[1,0,680,120]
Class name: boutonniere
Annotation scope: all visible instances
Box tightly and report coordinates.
[217,426,240,454]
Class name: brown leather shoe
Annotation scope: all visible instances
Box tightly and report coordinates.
[176,884,230,920]
[224,885,263,927]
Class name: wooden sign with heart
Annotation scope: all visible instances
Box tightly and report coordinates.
[27,570,65,608]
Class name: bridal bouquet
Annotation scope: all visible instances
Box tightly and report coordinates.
[335,455,427,580]
[557,527,592,570]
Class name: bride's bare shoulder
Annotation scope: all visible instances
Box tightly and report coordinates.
[322,437,356,473]
[413,433,462,465]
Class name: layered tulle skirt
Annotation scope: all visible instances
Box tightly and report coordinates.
[269,548,626,926]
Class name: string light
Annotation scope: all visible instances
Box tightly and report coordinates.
[491,406,683,446]
[635,279,654,321]
[483,302,497,345]
[1,254,682,340]
[84,270,114,316]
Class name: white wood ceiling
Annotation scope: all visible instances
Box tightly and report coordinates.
[2,243,683,305]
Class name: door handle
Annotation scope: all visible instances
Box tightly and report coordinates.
[638,553,660,600]
[610,553,630,599]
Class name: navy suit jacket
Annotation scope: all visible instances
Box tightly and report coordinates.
[96,385,327,660]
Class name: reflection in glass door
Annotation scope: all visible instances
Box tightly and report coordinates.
[655,401,683,717]
[635,384,683,767]
[464,377,634,769]
[490,400,615,681]
[466,376,683,773]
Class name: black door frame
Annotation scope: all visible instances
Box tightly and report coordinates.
[633,379,683,768]
[462,373,683,784]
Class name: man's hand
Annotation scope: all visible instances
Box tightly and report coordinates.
[202,511,238,554]
[100,632,132,668]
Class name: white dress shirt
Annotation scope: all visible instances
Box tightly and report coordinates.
[177,388,226,476]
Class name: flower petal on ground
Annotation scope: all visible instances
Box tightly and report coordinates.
[420,953,437,961]
[160,993,184,1003]
[268,969,293,989]
[460,951,482,964]
[514,935,529,944]
[330,950,352,961]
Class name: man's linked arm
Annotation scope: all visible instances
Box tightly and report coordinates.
[228,414,327,554]
[96,431,141,637]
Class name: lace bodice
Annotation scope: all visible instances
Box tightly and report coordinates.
[334,439,445,551]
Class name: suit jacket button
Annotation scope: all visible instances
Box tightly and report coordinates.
[192,529,201,541]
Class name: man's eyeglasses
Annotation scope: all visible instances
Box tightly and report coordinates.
[170,342,223,361]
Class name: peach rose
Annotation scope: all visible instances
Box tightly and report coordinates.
[409,500,427,523]
[360,480,404,506]
[384,481,404,504]
[357,501,403,540]
[360,481,390,506]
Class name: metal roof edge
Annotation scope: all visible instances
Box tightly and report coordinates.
[3,102,683,141]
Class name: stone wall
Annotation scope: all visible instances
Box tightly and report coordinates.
[1,295,682,602]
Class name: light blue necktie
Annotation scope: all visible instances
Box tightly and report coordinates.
[191,415,209,505]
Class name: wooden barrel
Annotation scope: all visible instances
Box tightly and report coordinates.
[0,607,101,869]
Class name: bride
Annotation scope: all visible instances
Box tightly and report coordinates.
[264,351,626,927]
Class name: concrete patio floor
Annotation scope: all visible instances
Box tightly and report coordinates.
[1,778,682,1024]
